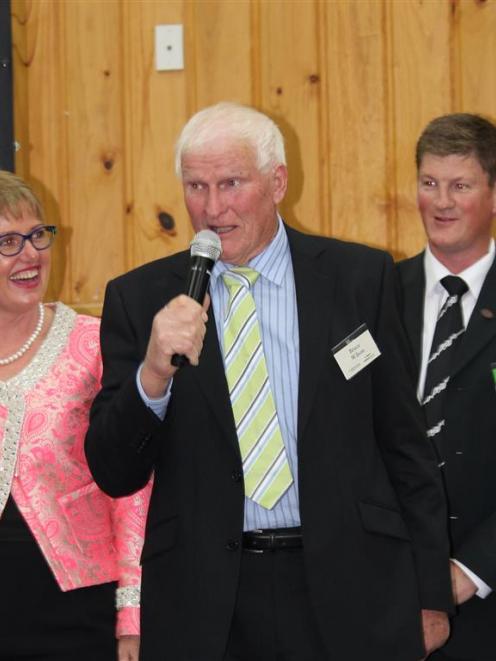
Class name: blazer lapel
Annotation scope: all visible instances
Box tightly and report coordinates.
[452,257,496,377]
[194,309,238,442]
[398,254,425,373]
[287,229,335,443]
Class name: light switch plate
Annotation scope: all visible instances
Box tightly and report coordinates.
[155,24,184,71]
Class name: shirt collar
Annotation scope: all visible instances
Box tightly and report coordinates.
[423,239,495,300]
[211,215,290,288]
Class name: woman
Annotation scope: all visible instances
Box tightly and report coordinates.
[0,170,151,661]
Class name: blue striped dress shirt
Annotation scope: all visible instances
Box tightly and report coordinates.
[211,218,301,531]
[138,217,301,531]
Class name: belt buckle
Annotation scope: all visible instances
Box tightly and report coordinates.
[245,528,266,554]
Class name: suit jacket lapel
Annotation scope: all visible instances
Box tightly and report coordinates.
[452,257,496,377]
[398,254,425,373]
[286,228,335,443]
[195,309,238,440]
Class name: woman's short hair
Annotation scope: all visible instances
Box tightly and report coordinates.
[0,170,44,222]
[175,102,286,177]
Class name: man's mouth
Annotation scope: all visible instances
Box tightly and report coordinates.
[434,216,457,223]
[210,225,236,235]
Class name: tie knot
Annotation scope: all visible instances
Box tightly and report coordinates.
[222,267,260,290]
[441,275,468,298]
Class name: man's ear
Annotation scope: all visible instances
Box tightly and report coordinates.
[272,164,288,205]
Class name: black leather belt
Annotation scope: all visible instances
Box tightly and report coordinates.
[242,527,303,552]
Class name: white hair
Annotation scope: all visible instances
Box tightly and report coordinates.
[175,102,286,177]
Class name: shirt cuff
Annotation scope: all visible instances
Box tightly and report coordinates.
[451,558,492,599]
[136,363,171,421]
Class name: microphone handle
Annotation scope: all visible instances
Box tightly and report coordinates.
[171,255,214,368]
[171,353,189,368]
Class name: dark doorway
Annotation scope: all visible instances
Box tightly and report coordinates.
[0,0,14,171]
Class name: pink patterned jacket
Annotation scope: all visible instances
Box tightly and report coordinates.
[0,303,151,637]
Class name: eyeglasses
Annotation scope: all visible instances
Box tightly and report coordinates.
[0,225,57,257]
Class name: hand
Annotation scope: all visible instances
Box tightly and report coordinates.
[450,560,477,605]
[118,635,140,661]
[420,608,449,658]
[141,294,210,397]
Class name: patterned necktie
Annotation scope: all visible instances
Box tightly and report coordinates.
[422,275,468,441]
[222,267,293,509]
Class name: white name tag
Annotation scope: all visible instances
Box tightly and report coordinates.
[332,324,381,380]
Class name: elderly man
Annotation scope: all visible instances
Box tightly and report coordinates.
[86,102,452,661]
[397,113,496,661]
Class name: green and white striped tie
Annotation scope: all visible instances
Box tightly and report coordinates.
[222,267,293,510]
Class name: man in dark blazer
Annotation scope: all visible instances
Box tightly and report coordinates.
[86,102,452,660]
[397,113,496,661]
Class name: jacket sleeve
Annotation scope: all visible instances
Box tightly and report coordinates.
[88,317,153,636]
[111,482,152,636]
[85,278,164,498]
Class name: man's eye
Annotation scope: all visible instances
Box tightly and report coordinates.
[221,179,240,189]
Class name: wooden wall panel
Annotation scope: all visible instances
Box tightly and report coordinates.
[389,0,453,260]
[10,0,496,312]
[11,0,69,303]
[122,0,189,270]
[63,0,126,311]
[258,0,322,236]
[324,0,389,248]
[191,0,252,108]
[455,0,496,117]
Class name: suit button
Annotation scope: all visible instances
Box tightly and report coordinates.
[231,470,242,482]
[134,433,151,453]
[226,539,240,551]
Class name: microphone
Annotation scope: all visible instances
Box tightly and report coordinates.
[171,229,222,368]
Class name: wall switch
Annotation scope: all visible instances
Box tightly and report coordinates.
[155,24,184,71]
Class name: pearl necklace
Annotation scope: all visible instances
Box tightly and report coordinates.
[0,303,45,366]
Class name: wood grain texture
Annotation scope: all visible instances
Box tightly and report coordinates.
[12,0,70,302]
[10,0,496,312]
[122,0,189,270]
[455,0,496,115]
[324,0,389,249]
[63,0,126,309]
[258,0,322,237]
[389,0,452,260]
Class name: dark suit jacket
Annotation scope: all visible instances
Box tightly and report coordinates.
[86,227,452,661]
[397,252,496,659]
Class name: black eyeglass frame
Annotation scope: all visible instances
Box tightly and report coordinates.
[0,225,57,257]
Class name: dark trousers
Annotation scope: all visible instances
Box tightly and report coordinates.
[429,651,479,661]
[223,547,327,661]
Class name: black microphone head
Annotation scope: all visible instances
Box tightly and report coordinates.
[190,230,222,262]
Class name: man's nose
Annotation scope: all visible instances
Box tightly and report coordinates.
[205,189,223,217]
[435,185,455,209]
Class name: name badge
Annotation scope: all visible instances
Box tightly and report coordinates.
[332,323,381,380]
